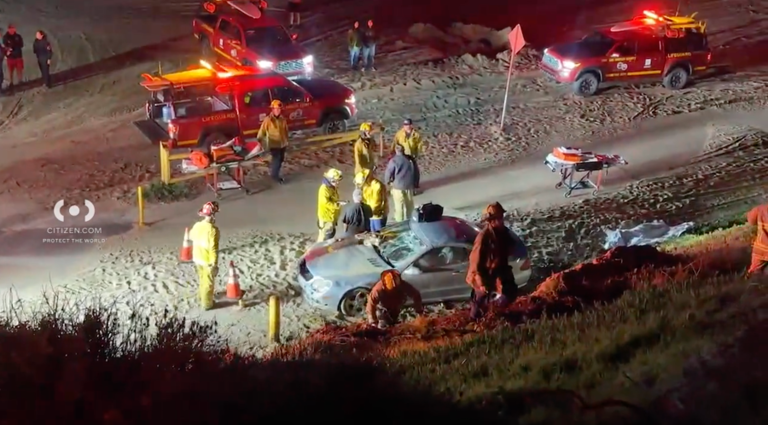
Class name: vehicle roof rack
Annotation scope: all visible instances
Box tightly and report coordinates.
[610,10,706,34]
[202,0,264,19]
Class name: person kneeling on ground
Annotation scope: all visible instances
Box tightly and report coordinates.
[747,202,768,281]
[466,202,521,320]
[366,269,423,328]
[385,143,419,222]
[190,201,221,311]
[317,168,345,242]
[354,168,388,232]
[341,188,372,238]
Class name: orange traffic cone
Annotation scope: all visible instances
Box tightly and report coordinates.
[180,228,192,262]
[226,261,243,299]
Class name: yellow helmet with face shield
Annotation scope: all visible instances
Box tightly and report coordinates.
[359,122,372,132]
[323,168,343,184]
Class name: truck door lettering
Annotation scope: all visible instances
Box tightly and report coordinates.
[289,109,303,120]
[231,49,237,57]
[617,62,628,71]
[219,39,224,48]
[202,112,236,122]
[644,59,651,68]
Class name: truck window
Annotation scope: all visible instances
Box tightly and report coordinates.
[243,90,271,108]
[218,19,242,41]
[271,86,305,104]
[664,37,688,54]
[612,40,637,57]
[685,32,707,52]
[245,26,293,50]
[636,38,661,55]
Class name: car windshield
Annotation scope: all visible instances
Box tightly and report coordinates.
[245,26,293,50]
[377,222,427,264]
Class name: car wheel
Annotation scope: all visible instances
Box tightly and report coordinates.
[572,72,599,97]
[322,113,347,135]
[339,288,369,318]
[663,67,689,90]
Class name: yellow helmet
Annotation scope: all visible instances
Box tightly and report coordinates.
[354,169,370,186]
[359,122,372,132]
[323,168,343,182]
[270,100,283,108]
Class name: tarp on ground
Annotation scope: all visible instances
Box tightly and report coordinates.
[603,220,694,249]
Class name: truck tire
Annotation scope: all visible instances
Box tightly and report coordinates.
[321,113,347,134]
[662,67,689,90]
[572,72,599,97]
[200,37,215,62]
[200,132,230,153]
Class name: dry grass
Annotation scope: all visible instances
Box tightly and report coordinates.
[0,224,765,424]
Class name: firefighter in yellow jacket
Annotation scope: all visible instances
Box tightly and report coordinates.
[317,168,345,242]
[354,122,375,175]
[189,201,221,310]
[354,168,388,232]
[257,100,290,183]
[390,118,424,189]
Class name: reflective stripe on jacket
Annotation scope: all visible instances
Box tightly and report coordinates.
[189,220,220,267]
[748,205,768,266]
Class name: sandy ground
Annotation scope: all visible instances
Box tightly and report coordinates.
[3,0,768,352]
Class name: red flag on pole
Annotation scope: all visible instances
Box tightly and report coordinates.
[500,25,526,131]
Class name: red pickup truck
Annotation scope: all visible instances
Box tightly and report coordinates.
[193,3,313,79]
[133,62,357,150]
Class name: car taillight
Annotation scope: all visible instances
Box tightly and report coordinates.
[520,258,531,271]
[168,123,178,139]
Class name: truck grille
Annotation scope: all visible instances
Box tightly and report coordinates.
[542,53,561,70]
[276,59,305,74]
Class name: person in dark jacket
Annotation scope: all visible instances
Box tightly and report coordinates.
[360,20,376,72]
[347,21,361,70]
[340,189,372,237]
[384,143,419,222]
[3,24,24,90]
[33,30,53,88]
[287,0,302,28]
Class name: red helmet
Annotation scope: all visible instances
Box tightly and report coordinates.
[199,201,219,217]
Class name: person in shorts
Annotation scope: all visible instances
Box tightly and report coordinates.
[287,0,301,28]
[3,24,24,91]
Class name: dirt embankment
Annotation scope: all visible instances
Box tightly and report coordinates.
[275,245,695,360]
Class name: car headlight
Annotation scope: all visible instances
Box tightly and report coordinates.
[257,60,273,69]
[303,55,313,64]
[309,278,332,294]
[345,94,355,103]
[562,60,579,69]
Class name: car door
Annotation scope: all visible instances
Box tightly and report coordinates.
[402,245,470,303]
[270,84,317,129]
[240,89,272,136]
[634,37,664,78]
[606,40,638,80]
[215,18,240,65]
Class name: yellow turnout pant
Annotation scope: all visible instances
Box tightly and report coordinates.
[196,264,216,310]
[317,220,337,242]
[391,189,415,222]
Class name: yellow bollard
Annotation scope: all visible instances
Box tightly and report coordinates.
[137,186,145,227]
[268,295,280,344]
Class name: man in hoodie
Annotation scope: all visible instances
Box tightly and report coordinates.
[385,143,419,222]
[348,21,361,70]
[360,20,376,72]
[366,269,423,328]
[33,30,53,88]
[340,188,372,237]
[3,25,24,90]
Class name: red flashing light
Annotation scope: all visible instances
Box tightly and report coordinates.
[643,10,660,19]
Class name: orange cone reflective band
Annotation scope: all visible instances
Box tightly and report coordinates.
[226,261,243,299]
[180,227,192,262]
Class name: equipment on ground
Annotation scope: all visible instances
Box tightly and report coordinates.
[544,147,628,198]
[180,227,193,262]
[412,203,444,223]
[226,260,244,299]
[180,136,266,197]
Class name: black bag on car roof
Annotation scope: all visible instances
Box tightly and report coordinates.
[412,202,443,223]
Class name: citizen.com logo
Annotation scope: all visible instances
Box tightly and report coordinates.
[53,199,95,222]
[44,200,104,244]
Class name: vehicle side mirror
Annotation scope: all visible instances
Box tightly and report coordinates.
[291,33,298,40]
[403,265,422,275]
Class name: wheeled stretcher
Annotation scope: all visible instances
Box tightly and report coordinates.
[544,147,628,198]
[180,137,267,197]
